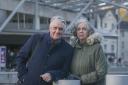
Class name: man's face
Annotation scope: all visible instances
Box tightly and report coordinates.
[49,20,64,40]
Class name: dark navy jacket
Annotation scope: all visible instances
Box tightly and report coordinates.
[16,33,73,85]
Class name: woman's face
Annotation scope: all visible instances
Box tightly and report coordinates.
[76,22,89,42]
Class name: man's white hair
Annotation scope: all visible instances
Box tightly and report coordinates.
[50,16,66,29]
[50,16,65,24]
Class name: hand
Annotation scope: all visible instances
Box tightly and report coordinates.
[40,73,52,82]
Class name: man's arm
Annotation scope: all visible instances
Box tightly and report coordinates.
[16,34,40,81]
[44,48,74,82]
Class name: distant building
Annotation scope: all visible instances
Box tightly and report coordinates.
[95,9,118,61]
[119,21,128,61]
[94,8,128,63]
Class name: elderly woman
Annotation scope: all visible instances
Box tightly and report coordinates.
[70,18,107,85]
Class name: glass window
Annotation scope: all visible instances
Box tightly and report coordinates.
[121,31,125,37]
[122,41,124,49]
[112,23,115,29]
[40,17,49,24]
[104,44,107,51]
[104,23,107,28]
[111,44,114,52]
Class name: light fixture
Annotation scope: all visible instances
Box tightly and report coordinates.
[98,3,106,6]
[123,2,128,5]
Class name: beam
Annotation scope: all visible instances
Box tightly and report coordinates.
[0,0,76,21]
[99,0,128,10]
[65,0,94,34]
[34,0,40,30]
[0,0,26,31]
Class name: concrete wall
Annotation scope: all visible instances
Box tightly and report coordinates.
[106,74,128,85]
[0,72,18,85]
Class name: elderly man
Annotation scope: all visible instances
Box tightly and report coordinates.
[16,16,74,85]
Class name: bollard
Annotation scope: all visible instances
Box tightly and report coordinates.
[106,74,128,85]
[53,80,80,85]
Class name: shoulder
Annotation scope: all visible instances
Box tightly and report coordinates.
[90,43,103,52]
[63,41,74,57]
[62,39,74,50]
[31,33,41,38]
[33,32,47,37]
[92,43,101,48]
[31,32,48,40]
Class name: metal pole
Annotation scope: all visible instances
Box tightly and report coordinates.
[0,0,26,31]
[17,13,20,29]
[99,0,128,10]
[34,0,40,30]
[23,13,26,29]
[65,0,94,34]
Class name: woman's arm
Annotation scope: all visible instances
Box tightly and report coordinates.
[81,44,107,84]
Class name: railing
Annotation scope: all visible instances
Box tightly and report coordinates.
[3,23,49,31]
[0,72,128,85]
[0,72,18,85]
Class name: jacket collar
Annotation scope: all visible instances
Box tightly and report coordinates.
[75,40,89,48]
